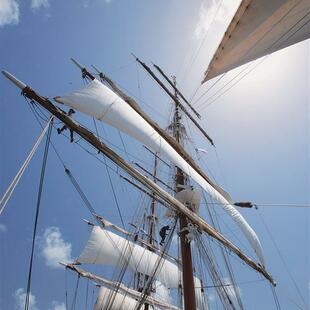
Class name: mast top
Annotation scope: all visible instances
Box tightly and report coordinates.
[2,70,26,90]
[70,57,84,70]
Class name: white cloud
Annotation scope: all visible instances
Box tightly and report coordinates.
[194,0,235,39]
[0,224,7,232]
[31,0,49,10]
[41,226,72,268]
[14,288,38,310]
[49,301,66,310]
[0,0,19,26]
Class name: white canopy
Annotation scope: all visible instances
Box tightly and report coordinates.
[202,0,310,82]
[55,79,264,265]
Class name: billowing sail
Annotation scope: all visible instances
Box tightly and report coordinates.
[78,226,179,288]
[202,0,310,82]
[64,263,180,310]
[94,286,138,310]
[77,226,205,307]
[55,79,264,265]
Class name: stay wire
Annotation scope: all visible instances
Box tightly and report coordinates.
[65,269,69,310]
[85,278,89,310]
[25,97,66,168]
[71,274,81,310]
[256,208,307,308]
[270,283,282,310]
[180,0,224,87]
[64,168,99,224]
[192,71,226,107]
[92,118,125,228]
[24,117,53,310]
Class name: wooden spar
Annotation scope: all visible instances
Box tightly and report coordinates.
[152,63,201,119]
[143,146,171,168]
[134,162,175,192]
[70,57,95,80]
[171,76,196,310]
[2,70,276,286]
[61,263,181,310]
[132,55,214,146]
[83,61,233,204]
[120,175,168,207]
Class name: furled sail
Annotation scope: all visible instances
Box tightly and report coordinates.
[77,226,205,307]
[55,79,265,265]
[202,0,310,82]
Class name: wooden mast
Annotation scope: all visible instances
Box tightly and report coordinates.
[171,76,197,310]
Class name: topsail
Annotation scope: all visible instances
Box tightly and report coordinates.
[55,79,265,265]
[202,0,310,82]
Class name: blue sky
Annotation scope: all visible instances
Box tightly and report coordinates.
[0,0,309,309]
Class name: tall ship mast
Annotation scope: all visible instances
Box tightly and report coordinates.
[1,0,309,309]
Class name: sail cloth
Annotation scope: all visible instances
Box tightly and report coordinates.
[94,286,181,310]
[77,226,180,288]
[77,226,205,308]
[94,286,138,310]
[202,0,310,82]
[55,79,264,265]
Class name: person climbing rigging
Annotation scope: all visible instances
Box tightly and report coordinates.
[159,225,171,246]
[179,223,196,243]
[57,108,75,142]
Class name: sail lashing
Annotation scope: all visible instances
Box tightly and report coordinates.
[54,77,265,266]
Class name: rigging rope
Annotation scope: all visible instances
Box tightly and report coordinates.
[256,208,307,309]
[24,117,53,310]
[65,268,69,310]
[180,0,224,88]
[270,284,282,310]
[93,118,125,228]
[71,274,81,310]
[0,117,54,216]
[85,278,89,310]
[135,217,178,310]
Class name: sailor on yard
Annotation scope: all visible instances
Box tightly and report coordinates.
[57,108,75,142]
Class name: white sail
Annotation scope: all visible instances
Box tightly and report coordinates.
[63,263,181,310]
[202,0,310,82]
[55,79,264,265]
[78,226,205,307]
[77,226,180,288]
[94,286,138,310]
[94,286,181,310]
